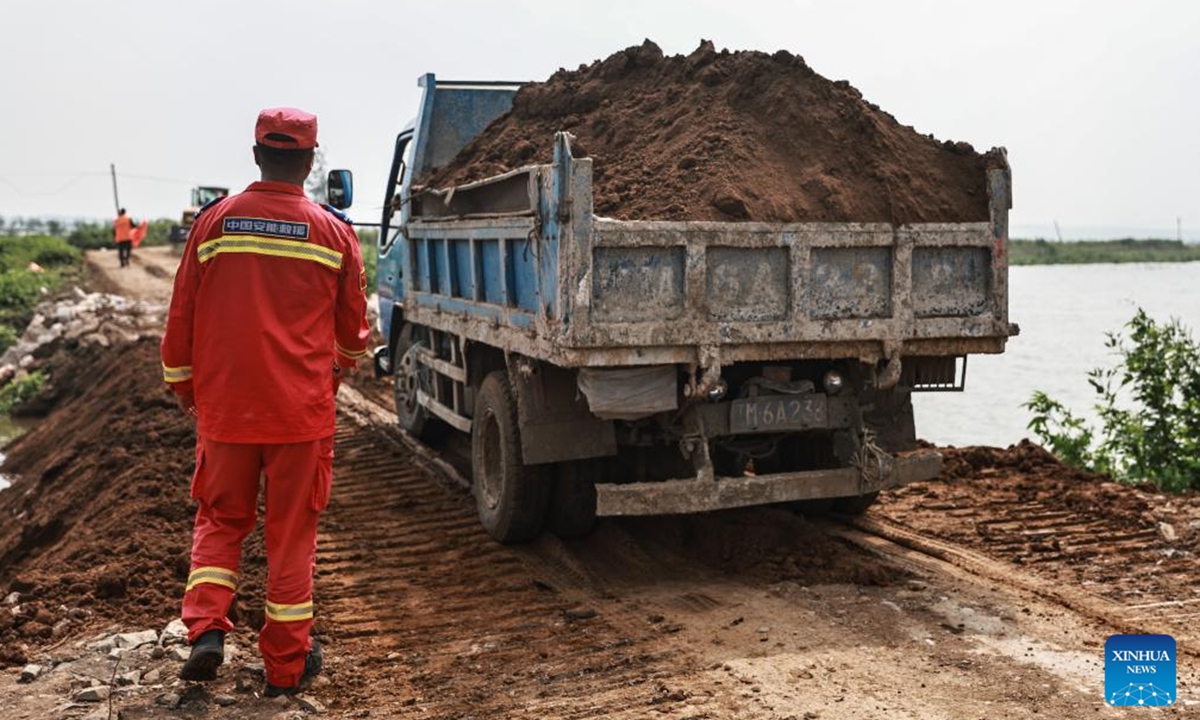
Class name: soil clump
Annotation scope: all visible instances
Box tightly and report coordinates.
[425,40,1001,223]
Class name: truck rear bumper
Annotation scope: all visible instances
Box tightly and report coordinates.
[594,450,941,516]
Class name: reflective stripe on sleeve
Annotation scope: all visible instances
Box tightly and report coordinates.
[163,364,193,383]
[335,341,370,360]
[265,600,314,622]
[185,566,238,592]
[197,235,343,271]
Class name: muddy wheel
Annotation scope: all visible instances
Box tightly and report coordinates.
[549,460,603,539]
[833,492,879,515]
[471,371,549,543]
[393,324,446,443]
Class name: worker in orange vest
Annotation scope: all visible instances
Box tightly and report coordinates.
[160,107,370,695]
[112,208,140,268]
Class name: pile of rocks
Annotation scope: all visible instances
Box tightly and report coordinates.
[12,615,327,718]
[0,288,163,397]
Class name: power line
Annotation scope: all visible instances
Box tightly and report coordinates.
[0,173,101,197]
[0,168,200,201]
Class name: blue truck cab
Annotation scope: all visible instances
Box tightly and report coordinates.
[350,73,1015,544]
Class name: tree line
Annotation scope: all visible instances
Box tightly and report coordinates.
[0,214,176,250]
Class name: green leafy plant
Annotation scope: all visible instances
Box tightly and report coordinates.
[1025,309,1200,490]
[1024,391,1096,471]
[0,370,45,415]
[0,324,18,355]
[0,236,83,327]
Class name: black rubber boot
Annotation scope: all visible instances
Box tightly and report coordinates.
[264,638,324,697]
[179,629,225,682]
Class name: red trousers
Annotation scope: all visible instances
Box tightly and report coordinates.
[182,435,333,687]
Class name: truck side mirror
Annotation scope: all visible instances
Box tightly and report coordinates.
[327,169,353,209]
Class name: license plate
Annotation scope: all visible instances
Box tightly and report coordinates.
[729,395,826,433]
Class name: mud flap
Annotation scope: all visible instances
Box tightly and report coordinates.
[512,362,616,465]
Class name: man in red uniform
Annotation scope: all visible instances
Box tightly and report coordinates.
[161,107,370,695]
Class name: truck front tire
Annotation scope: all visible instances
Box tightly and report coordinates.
[393,324,446,443]
[471,371,550,543]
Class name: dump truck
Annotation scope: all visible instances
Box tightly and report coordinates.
[333,74,1015,543]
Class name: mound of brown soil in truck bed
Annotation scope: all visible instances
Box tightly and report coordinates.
[424,40,999,223]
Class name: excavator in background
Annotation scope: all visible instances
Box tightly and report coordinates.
[168,186,229,243]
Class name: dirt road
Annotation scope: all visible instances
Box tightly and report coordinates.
[85,245,178,305]
[0,248,1194,718]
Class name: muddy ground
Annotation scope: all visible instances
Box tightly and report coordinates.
[0,247,1195,718]
[425,40,1000,224]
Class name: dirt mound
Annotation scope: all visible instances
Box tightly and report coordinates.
[0,340,268,667]
[878,441,1200,607]
[425,40,999,223]
[921,440,1166,528]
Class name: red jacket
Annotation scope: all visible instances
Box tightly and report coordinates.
[161,181,370,443]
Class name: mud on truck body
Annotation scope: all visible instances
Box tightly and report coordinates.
[346,75,1015,543]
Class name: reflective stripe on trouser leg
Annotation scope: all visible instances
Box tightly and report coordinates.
[259,437,330,688]
[266,600,314,623]
[186,566,238,592]
[182,439,261,643]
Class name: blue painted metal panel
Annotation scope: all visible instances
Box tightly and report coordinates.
[409,75,522,182]
[509,238,539,312]
[382,76,524,353]
[410,291,535,329]
[433,239,452,296]
[413,238,432,293]
[478,240,504,305]
[451,239,473,299]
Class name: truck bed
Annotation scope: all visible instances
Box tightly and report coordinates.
[402,132,1014,369]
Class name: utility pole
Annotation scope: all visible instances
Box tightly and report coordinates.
[110,163,120,214]
[1178,216,1182,243]
[1053,219,1062,242]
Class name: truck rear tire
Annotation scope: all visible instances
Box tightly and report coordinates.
[393,324,447,443]
[471,371,549,543]
[548,460,602,539]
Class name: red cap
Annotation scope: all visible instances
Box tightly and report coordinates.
[255,107,319,149]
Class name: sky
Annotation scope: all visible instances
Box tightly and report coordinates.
[1,0,1197,240]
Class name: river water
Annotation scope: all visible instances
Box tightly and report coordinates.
[915,262,1200,447]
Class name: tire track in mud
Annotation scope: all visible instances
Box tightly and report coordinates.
[827,515,1200,656]
[316,414,716,719]
[327,387,1200,717]
[877,466,1200,655]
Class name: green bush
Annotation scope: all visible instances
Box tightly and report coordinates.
[0,235,80,272]
[1026,309,1200,490]
[0,269,44,322]
[65,218,176,250]
[0,370,45,414]
[0,237,82,327]
[66,222,112,250]
[0,325,18,355]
